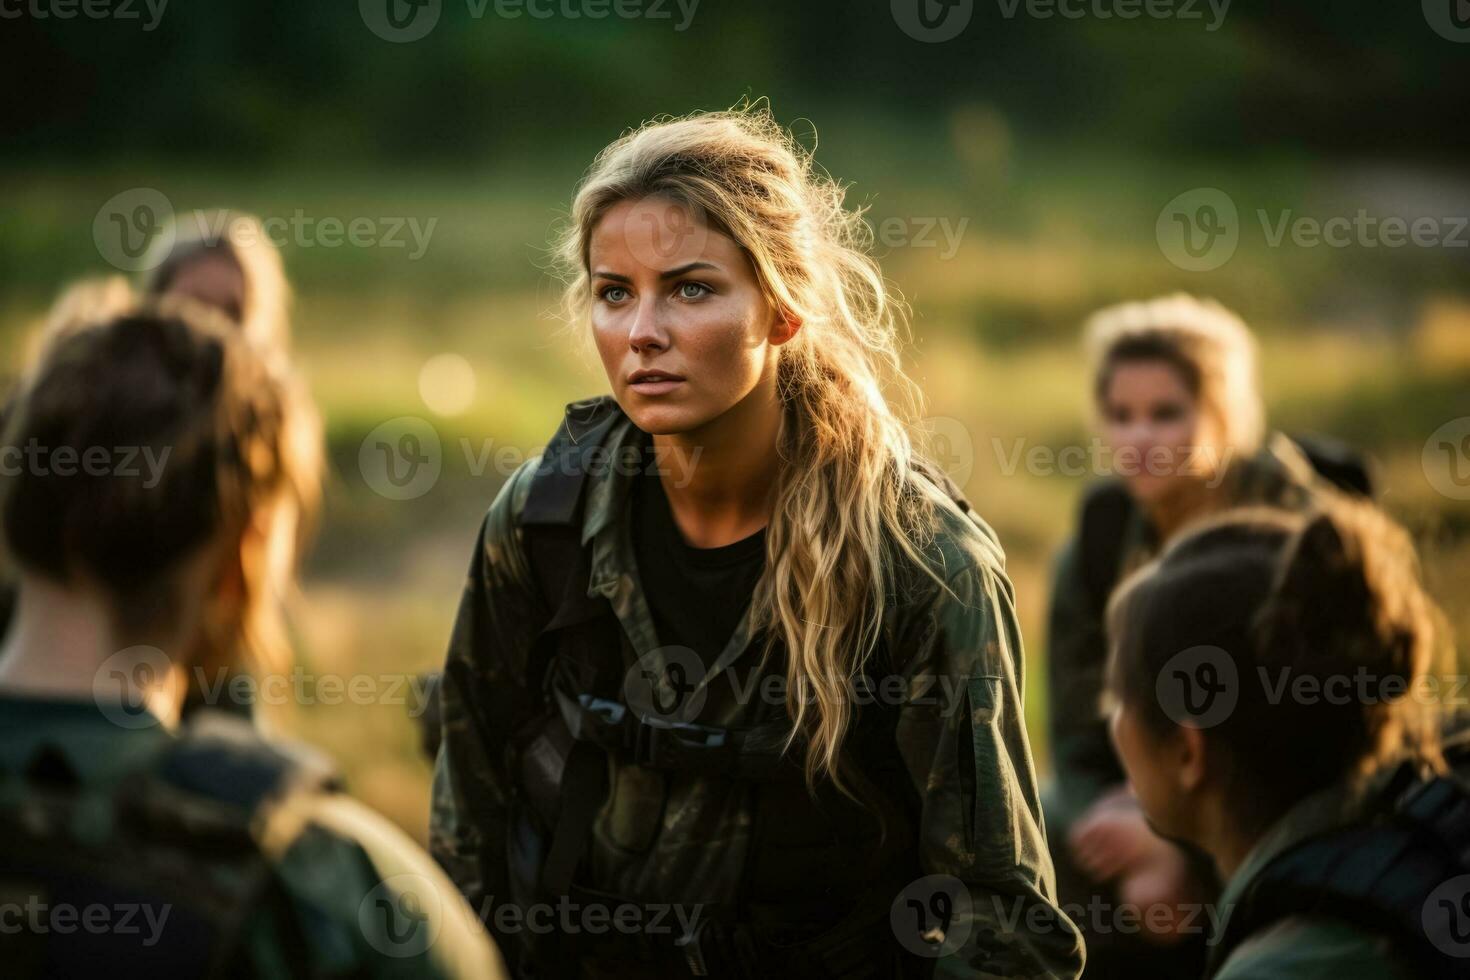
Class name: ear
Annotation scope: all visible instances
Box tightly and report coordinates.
[1175,725,1209,794]
[768,307,803,346]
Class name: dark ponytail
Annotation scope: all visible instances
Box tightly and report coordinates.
[1106,500,1445,832]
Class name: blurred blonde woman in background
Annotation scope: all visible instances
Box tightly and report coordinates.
[1044,294,1373,977]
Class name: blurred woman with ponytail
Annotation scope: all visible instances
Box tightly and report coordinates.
[0,298,504,977]
[1106,500,1459,978]
[431,103,1083,978]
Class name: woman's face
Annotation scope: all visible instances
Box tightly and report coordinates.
[587,196,792,436]
[1100,360,1212,504]
[1109,700,1192,841]
[163,250,247,325]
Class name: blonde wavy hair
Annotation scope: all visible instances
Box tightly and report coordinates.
[554,103,953,786]
[1085,293,1265,458]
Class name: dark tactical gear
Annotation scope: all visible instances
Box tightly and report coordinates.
[431,396,1084,979]
[0,697,505,979]
[1205,735,1470,979]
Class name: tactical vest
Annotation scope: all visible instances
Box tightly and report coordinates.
[1204,745,1470,979]
[0,709,339,979]
[501,397,954,979]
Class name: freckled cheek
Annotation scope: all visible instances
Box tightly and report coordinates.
[678,309,766,395]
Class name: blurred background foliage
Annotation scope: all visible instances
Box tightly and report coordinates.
[1,0,1466,838]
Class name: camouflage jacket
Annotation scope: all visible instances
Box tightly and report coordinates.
[431,398,1085,979]
[1045,434,1325,832]
[0,695,506,979]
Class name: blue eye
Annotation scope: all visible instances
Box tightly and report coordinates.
[600,285,629,303]
[677,282,711,299]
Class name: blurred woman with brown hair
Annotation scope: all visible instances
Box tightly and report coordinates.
[0,298,504,978]
[1106,500,1458,977]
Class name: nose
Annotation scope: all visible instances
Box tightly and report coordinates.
[627,295,668,354]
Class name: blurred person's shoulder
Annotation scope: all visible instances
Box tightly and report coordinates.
[258,786,507,978]
[1215,916,1417,980]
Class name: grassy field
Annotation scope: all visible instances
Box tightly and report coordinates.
[2,152,1466,840]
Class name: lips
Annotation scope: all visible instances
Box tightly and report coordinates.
[627,368,686,395]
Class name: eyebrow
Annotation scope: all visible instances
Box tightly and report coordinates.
[591,261,719,283]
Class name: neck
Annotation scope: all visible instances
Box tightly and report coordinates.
[652,373,783,548]
[1145,476,1216,541]
[1193,792,1265,880]
[0,577,187,729]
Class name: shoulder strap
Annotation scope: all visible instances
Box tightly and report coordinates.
[1286,432,1376,499]
[1206,764,1470,979]
[1077,479,1136,613]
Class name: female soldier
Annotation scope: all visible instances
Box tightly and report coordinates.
[142,209,292,353]
[431,105,1083,978]
[0,298,504,978]
[1043,295,1356,973]
[1105,501,1458,977]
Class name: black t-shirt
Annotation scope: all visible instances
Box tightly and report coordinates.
[631,463,765,664]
